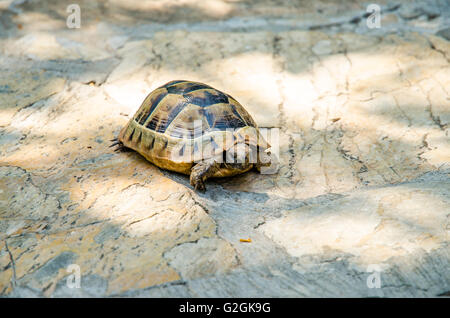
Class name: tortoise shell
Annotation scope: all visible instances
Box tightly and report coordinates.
[118,80,270,176]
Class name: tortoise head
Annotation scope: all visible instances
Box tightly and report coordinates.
[227,127,279,174]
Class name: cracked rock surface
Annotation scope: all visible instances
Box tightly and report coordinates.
[0,0,449,297]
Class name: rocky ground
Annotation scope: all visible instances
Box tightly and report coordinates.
[0,0,449,297]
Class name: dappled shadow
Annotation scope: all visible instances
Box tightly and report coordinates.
[117,241,450,297]
[1,0,449,297]
[0,0,380,30]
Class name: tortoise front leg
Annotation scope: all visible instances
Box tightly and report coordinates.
[190,158,220,192]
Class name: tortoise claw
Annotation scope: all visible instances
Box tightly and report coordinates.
[194,181,206,192]
[191,176,206,192]
[110,139,130,152]
[190,170,207,192]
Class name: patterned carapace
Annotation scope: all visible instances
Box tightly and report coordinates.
[133,80,256,138]
[116,80,270,177]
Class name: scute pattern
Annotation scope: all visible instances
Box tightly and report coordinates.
[132,80,255,138]
[185,89,229,107]
[135,87,168,125]
[166,82,211,94]
[203,105,247,130]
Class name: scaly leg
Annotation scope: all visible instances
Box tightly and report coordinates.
[190,158,221,192]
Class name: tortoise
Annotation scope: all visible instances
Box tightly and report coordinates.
[112,80,276,191]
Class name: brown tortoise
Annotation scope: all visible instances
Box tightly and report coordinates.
[112,80,276,191]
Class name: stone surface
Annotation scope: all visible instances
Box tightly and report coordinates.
[164,237,240,280]
[0,0,449,297]
[260,173,449,266]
